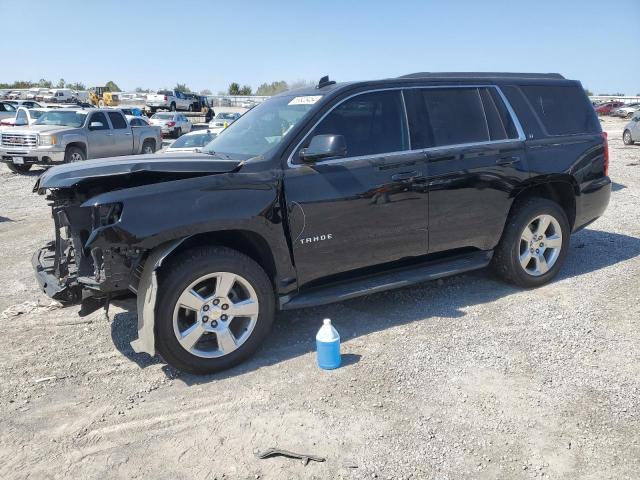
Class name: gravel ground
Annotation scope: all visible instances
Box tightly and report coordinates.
[0,117,638,479]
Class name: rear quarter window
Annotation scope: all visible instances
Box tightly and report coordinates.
[521,85,599,135]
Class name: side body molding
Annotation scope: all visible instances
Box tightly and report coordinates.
[130,239,186,356]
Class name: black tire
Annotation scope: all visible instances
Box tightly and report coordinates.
[6,163,32,174]
[170,102,176,111]
[141,139,155,154]
[173,128,181,138]
[188,104,193,112]
[155,246,275,374]
[492,197,570,288]
[623,129,634,145]
[64,146,85,163]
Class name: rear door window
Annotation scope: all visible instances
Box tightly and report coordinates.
[307,90,409,159]
[405,87,519,148]
[107,112,128,129]
[520,85,599,135]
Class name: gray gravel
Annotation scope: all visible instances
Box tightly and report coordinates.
[0,117,638,479]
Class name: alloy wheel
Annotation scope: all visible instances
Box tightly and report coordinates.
[69,152,83,162]
[518,214,563,276]
[172,272,260,358]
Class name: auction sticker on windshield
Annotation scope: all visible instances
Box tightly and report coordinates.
[288,95,322,106]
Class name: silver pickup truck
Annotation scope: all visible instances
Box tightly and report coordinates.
[0,108,162,174]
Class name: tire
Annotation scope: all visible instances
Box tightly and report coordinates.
[492,197,570,288]
[170,102,176,111]
[188,104,193,112]
[623,129,634,145]
[155,246,275,374]
[64,146,85,163]
[173,128,180,138]
[141,140,155,154]
[98,100,105,108]
[6,163,32,174]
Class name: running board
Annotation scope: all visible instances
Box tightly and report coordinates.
[280,250,493,310]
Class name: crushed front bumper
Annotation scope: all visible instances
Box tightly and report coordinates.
[32,241,81,302]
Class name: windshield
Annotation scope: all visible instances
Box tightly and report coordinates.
[157,90,172,96]
[170,132,217,149]
[152,113,174,120]
[203,95,320,158]
[34,111,87,127]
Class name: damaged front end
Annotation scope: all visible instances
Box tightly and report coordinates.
[33,188,143,315]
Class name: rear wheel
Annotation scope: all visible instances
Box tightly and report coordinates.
[170,102,176,111]
[492,197,570,288]
[623,129,634,145]
[64,146,85,163]
[156,246,275,374]
[141,139,155,154]
[7,163,32,174]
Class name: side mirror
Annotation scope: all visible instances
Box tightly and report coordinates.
[299,134,347,163]
[89,121,104,130]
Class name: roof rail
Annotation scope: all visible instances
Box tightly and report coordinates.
[399,72,565,80]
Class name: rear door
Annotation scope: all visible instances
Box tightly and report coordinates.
[404,86,527,253]
[106,111,133,155]
[283,90,428,287]
[86,111,114,158]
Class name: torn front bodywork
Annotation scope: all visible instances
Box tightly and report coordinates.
[33,155,295,356]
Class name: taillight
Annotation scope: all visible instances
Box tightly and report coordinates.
[167,121,175,127]
[164,95,168,101]
[602,131,609,176]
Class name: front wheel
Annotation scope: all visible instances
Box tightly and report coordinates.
[623,129,634,145]
[155,246,275,374]
[492,198,570,288]
[7,163,32,174]
[65,146,85,163]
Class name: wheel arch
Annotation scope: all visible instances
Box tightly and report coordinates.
[65,142,87,158]
[508,175,578,231]
[159,230,278,289]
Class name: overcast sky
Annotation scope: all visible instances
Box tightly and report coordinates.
[2,0,638,94]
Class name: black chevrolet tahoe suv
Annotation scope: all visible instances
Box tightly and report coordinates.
[32,73,611,374]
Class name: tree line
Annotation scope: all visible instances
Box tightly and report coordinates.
[1,78,319,96]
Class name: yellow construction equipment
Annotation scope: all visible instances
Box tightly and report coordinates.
[88,86,119,107]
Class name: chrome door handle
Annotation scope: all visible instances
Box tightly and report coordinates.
[125,133,132,136]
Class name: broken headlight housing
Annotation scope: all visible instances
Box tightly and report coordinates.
[93,203,122,228]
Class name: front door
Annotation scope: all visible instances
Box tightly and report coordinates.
[404,86,529,253]
[86,111,114,158]
[284,90,429,287]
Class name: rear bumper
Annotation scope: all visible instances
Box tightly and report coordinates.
[574,176,611,231]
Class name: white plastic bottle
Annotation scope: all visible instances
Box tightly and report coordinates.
[316,318,341,370]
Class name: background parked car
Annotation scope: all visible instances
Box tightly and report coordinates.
[595,101,625,116]
[0,107,47,127]
[149,112,192,137]
[5,100,44,109]
[623,111,640,145]
[208,112,241,134]
[611,103,640,118]
[162,129,216,153]
[0,101,17,122]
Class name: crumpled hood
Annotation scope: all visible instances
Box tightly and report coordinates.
[35,153,243,190]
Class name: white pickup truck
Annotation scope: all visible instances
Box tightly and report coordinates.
[0,108,162,174]
[146,90,193,112]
